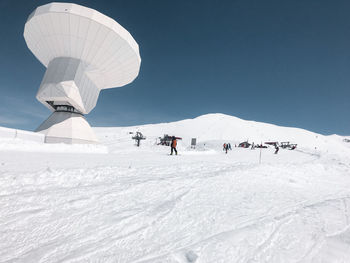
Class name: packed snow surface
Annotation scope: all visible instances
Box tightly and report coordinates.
[1,113,350,262]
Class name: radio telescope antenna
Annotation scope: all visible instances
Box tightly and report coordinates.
[24,3,141,143]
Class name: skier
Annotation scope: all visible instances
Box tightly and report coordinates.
[170,136,178,155]
[228,143,232,150]
[223,143,226,151]
[274,145,279,154]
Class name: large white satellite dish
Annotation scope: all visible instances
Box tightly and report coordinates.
[24,2,141,143]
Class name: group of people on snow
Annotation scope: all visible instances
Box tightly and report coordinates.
[168,137,280,155]
[222,141,280,154]
[222,143,232,154]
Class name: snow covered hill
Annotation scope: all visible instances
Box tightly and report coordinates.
[1,113,350,263]
[94,113,349,155]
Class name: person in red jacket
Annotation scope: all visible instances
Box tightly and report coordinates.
[170,136,178,155]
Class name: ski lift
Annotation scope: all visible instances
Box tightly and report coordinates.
[132,132,146,147]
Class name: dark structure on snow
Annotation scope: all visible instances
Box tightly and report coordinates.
[191,138,197,149]
[238,141,251,148]
[132,132,146,147]
[280,141,297,150]
[158,134,182,146]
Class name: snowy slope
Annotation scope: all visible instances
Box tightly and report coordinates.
[94,113,349,155]
[1,113,350,263]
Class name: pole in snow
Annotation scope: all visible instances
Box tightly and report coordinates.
[259,142,262,164]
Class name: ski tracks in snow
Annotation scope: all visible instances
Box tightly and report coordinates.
[1,150,350,262]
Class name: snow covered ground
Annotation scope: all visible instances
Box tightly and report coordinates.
[1,113,350,262]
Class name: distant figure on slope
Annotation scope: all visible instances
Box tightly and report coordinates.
[223,143,226,151]
[251,142,255,150]
[228,143,232,150]
[225,143,229,154]
[274,145,279,154]
[170,136,178,155]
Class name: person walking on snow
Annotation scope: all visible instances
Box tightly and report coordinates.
[225,143,229,154]
[170,136,178,155]
[274,145,279,154]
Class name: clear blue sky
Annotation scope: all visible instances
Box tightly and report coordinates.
[0,0,349,135]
